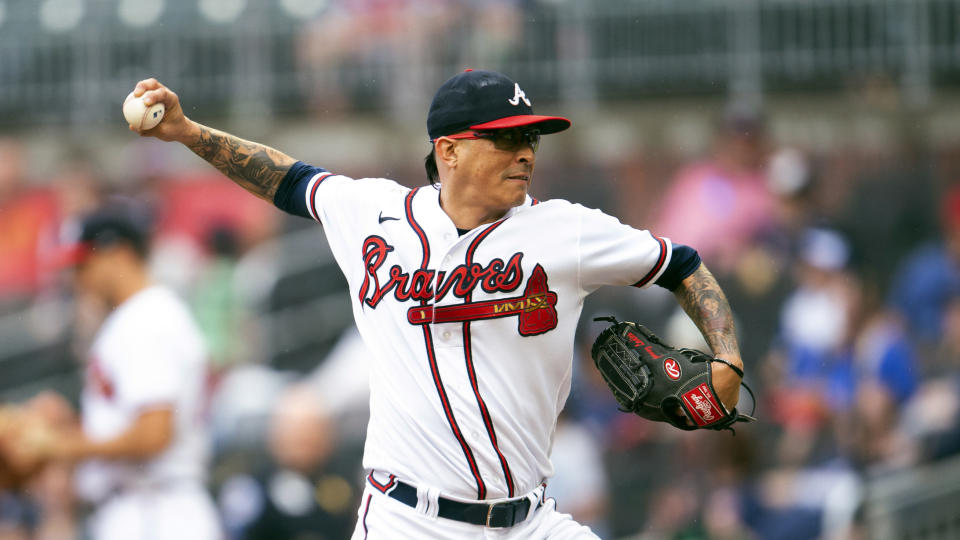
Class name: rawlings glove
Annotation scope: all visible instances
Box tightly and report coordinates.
[590,317,755,433]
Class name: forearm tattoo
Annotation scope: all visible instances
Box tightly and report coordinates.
[187,126,296,201]
[673,264,740,359]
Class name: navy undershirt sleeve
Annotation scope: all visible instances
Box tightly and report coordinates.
[273,161,328,219]
[655,244,702,291]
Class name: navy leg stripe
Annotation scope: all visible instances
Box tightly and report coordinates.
[362,494,372,538]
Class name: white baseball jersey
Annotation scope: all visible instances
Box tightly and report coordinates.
[302,169,671,501]
[77,285,211,497]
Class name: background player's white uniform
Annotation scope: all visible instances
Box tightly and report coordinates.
[76,285,220,540]
[292,166,671,538]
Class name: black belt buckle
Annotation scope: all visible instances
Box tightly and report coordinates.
[485,498,528,528]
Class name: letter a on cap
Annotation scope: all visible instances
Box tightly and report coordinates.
[508,83,532,107]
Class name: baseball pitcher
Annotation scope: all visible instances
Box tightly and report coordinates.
[125,69,746,539]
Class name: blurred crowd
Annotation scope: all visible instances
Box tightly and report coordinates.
[1,97,959,540]
[558,106,960,539]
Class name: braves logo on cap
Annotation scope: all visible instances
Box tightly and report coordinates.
[663,358,681,380]
[426,70,569,140]
[508,83,532,107]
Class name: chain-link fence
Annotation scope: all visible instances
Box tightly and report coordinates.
[866,454,960,540]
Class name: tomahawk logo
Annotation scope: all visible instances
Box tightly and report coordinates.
[663,358,681,380]
[508,83,532,107]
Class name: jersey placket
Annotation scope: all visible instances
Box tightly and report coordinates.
[430,237,465,350]
[406,188,489,499]
[430,233,501,498]
[430,223,516,499]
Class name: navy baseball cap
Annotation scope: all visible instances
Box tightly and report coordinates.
[427,70,571,140]
[50,205,151,267]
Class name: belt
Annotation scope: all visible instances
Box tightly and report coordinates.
[370,474,539,528]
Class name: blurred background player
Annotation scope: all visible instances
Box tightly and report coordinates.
[0,204,221,540]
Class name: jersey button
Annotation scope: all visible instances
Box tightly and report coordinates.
[442,331,452,340]
[443,255,452,264]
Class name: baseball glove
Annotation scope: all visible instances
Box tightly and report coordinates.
[0,405,57,487]
[590,317,756,433]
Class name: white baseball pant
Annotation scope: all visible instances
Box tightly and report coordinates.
[351,481,600,539]
[87,483,222,540]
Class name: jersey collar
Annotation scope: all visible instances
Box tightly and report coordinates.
[422,188,532,239]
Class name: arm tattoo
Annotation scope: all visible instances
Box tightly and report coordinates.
[673,264,741,359]
[187,125,297,202]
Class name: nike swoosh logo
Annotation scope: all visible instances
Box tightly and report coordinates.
[378,212,400,224]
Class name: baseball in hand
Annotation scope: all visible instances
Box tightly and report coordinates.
[123,91,165,130]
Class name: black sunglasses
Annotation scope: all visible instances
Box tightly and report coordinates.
[439,128,541,152]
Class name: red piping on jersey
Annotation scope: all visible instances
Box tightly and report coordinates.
[406,188,431,269]
[531,197,540,205]
[462,219,517,497]
[307,172,333,222]
[632,235,668,288]
[362,494,372,538]
[405,188,487,500]
[367,472,396,493]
